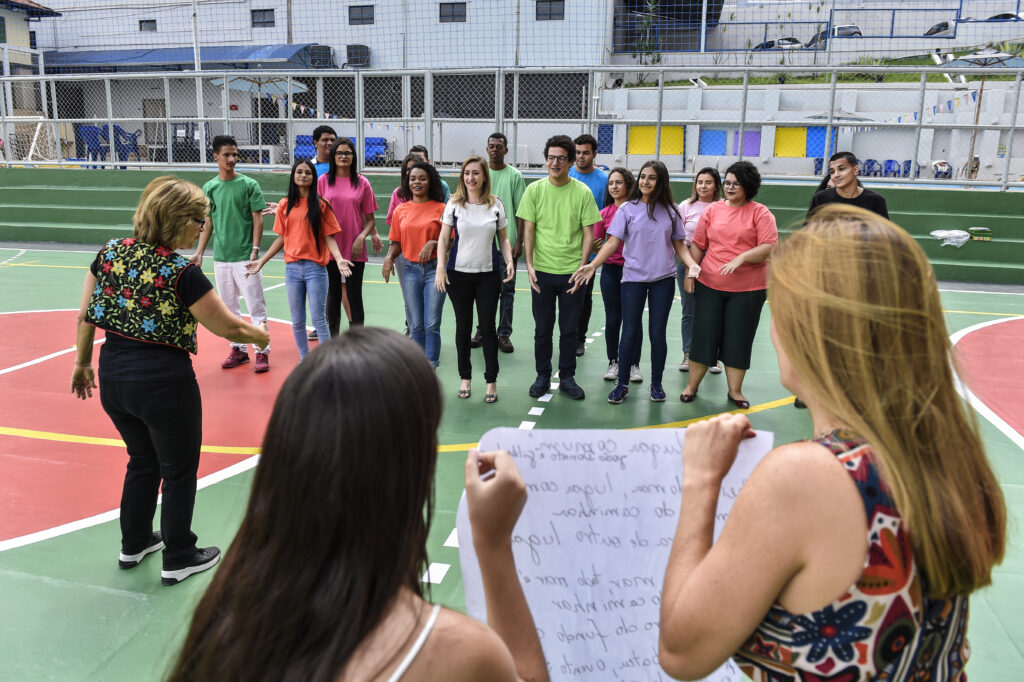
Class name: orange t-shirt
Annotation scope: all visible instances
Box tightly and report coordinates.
[389,200,445,262]
[272,197,341,266]
[692,200,778,292]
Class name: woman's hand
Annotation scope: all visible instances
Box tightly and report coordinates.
[71,364,96,400]
[370,233,384,255]
[568,262,596,293]
[261,201,278,216]
[244,260,264,277]
[335,257,353,277]
[687,263,701,279]
[418,240,437,263]
[382,256,394,284]
[683,414,756,486]
[435,267,449,292]
[719,255,745,276]
[351,237,366,260]
[465,448,527,550]
[504,260,515,283]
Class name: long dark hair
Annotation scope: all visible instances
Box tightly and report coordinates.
[602,167,635,208]
[688,166,722,203]
[396,152,424,202]
[167,328,443,681]
[630,160,682,221]
[285,158,324,256]
[403,161,447,204]
[326,137,360,188]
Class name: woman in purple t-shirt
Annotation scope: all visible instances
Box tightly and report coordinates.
[572,160,700,404]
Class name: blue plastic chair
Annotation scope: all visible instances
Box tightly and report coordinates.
[364,137,389,166]
[295,135,314,145]
[883,160,901,177]
[902,160,921,178]
[77,126,109,167]
[862,159,882,177]
[293,143,315,161]
[813,158,824,175]
[112,125,142,162]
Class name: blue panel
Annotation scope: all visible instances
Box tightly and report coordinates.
[43,44,314,69]
[806,126,838,159]
[699,129,727,155]
[597,124,614,154]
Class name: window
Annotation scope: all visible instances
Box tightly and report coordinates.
[439,2,466,23]
[0,17,6,44]
[349,5,374,25]
[139,19,157,32]
[29,30,37,50]
[536,0,564,21]
[251,9,275,28]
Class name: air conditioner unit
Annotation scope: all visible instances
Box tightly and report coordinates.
[346,44,370,68]
[309,45,334,68]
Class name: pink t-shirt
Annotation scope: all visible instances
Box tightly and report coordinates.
[593,203,625,266]
[678,198,711,245]
[692,200,778,292]
[385,187,405,226]
[317,173,378,262]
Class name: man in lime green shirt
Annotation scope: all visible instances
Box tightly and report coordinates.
[518,134,602,400]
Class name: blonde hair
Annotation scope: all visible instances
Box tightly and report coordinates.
[451,156,495,208]
[770,205,1005,598]
[134,176,209,246]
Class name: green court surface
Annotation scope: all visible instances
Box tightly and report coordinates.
[0,243,1021,681]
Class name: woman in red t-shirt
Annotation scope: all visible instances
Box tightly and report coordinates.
[680,161,778,409]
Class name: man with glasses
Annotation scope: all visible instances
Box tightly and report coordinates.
[518,135,602,400]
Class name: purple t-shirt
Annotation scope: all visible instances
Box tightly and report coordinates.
[607,200,686,283]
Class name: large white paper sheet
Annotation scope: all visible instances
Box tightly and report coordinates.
[457,427,774,682]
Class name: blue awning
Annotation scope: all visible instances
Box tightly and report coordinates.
[43,43,325,73]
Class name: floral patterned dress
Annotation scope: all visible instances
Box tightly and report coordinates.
[734,430,970,681]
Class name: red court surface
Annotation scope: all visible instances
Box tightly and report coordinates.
[0,310,299,541]
[954,317,1024,439]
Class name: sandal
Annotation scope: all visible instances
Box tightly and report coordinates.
[485,392,498,404]
[458,383,471,399]
[680,390,698,403]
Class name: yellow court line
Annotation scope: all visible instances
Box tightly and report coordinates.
[632,395,797,430]
[0,426,260,455]
[943,309,1020,317]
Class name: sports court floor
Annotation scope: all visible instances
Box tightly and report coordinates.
[1,242,1022,680]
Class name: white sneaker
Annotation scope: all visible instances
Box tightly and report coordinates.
[603,361,619,381]
[629,364,643,383]
[679,352,690,372]
[709,362,723,374]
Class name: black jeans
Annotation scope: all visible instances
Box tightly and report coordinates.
[100,378,202,568]
[532,270,583,378]
[327,260,366,335]
[449,269,501,382]
[576,271,595,343]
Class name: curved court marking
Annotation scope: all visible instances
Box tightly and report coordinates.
[950,316,1024,453]
[0,249,26,266]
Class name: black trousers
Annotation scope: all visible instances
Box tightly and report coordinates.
[576,272,595,342]
[448,269,501,382]
[100,378,202,567]
[690,281,767,370]
[327,260,366,335]
[532,270,583,378]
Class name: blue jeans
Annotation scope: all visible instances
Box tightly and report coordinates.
[497,259,517,338]
[675,261,696,353]
[398,255,446,366]
[618,276,674,386]
[285,260,331,359]
[599,263,642,365]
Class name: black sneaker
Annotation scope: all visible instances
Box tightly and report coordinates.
[161,547,221,586]
[794,397,807,409]
[497,335,514,353]
[307,329,318,341]
[528,374,551,398]
[576,341,586,357]
[118,531,164,569]
[559,377,586,400]
[470,331,483,348]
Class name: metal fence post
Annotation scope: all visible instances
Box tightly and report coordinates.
[822,69,839,173]
[49,77,60,166]
[1000,72,1022,191]
[164,77,172,164]
[655,70,665,161]
[222,70,230,139]
[495,68,504,132]
[2,47,14,125]
[424,71,433,161]
[355,71,365,172]
[286,75,294,166]
[910,72,927,183]
[511,70,519,167]
[105,77,118,166]
[195,75,207,167]
[737,71,749,161]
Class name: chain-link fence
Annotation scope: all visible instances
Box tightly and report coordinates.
[2,65,1023,188]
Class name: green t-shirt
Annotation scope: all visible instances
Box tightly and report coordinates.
[202,174,266,262]
[517,177,602,275]
[488,165,526,245]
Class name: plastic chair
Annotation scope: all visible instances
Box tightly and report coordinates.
[293,143,315,160]
[862,159,882,177]
[112,125,142,162]
[902,160,921,178]
[364,136,389,166]
[295,135,313,145]
[77,126,109,167]
[813,158,824,175]
[883,160,901,177]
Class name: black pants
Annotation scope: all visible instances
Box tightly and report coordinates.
[690,281,768,370]
[100,378,202,568]
[449,269,500,382]
[327,260,366,335]
[532,270,583,378]
[576,272,595,342]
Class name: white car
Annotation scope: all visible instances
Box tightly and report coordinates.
[805,24,863,49]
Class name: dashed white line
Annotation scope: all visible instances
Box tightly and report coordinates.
[528,407,545,416]
[519,421,536,430]
[443,528,459,548]
[0,248,27,266]
[538,393,553,403]
[422,563,450,584]
[549,382,559,390]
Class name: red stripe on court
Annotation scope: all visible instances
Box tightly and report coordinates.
[0,310,304,541]
[954,317,1024,438]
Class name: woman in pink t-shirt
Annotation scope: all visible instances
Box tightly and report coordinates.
[680,161,778,408]
[676,167,722,373]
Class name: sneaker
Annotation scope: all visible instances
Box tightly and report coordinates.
[497,335,514,353]
[650,382,667,402]
[629,365,643,383]
[254,352,269,373]
[794,397,807,409]
[559,377,586,400]
[576,341,586,357]
[161,547,221,586]
[607,383,629,404]
[708,363,723,374]
[470,331,483,348]
[679,352,690,372]
[528,374,551,398]
[221,348,249,369]
[603,361,619,381]
[118,531,163,569]
[307,329,318,341]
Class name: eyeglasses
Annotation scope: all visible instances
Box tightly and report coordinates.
[723,181,742,188]
[192,217,205,225]
[335,151,354,157]
[546,155,568,163]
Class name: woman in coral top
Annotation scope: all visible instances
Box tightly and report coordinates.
[248,159,352,358]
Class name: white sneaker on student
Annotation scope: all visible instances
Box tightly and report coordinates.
[603,361,619,381]
[629,365,643,383]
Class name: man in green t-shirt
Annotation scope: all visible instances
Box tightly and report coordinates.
[518,134,602,400]
[191,135,271,372]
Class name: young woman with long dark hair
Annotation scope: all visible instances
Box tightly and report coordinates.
[247,159,352,358]
[167,328,548,681]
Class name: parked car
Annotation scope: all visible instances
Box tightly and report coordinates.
[752,37,803,51]
[986,12,1023,21]
[923,21,952,37]
[805,24,862,49]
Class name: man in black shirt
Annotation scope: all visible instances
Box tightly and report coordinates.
[808,151,889,219]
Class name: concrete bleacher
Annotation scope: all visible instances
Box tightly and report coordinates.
[1,167,1021,284]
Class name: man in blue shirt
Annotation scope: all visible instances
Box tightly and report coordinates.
[567,134,608,358]
[311,125,337,177]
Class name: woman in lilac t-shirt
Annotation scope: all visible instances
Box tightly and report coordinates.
[572,160,701,404]
[677,167,722,372]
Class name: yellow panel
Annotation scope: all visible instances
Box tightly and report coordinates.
[774,127,807,158]
[628,126,685,155]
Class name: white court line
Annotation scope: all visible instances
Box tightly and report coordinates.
[0,248,26,266]
[528,407,545,416]
[263,282,286,292]
[443,528,459,548]
[421,563,450,584]
[519,421,536,430]
[537,393,553,403]
[549,382,559,390]
[0,339,104,376]
[939,288,1024,296]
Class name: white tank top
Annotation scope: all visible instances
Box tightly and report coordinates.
[385,604,441,682]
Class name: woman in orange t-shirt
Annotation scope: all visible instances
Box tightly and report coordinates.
[248,159,352,358]
[680,161,778,408]
[382,162,448,367]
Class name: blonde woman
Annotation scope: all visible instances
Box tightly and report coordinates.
[435,156,514,403]
[658,205,1005,680]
